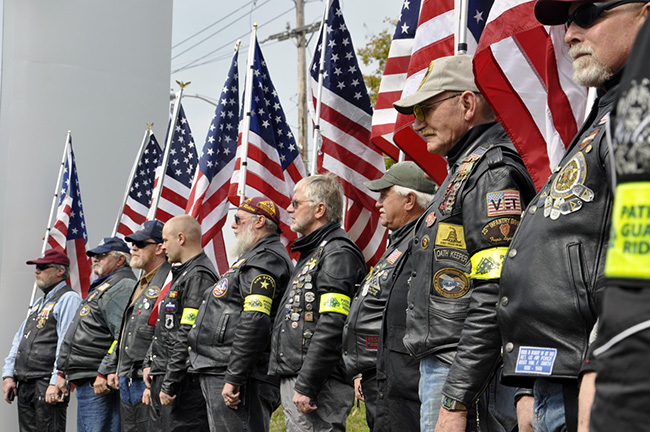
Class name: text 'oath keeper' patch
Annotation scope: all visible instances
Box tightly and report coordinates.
[515,346,557,375]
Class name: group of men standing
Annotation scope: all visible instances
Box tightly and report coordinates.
[3,0,650,431]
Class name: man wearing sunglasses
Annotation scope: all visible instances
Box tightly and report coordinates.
[2,249,82,431]
[187,197,292,432]
[392,54,536,432]
[496,1,650,431]
[55,236,137,432]
[100,220,170,432]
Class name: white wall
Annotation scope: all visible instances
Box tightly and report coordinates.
[0,1,173,429]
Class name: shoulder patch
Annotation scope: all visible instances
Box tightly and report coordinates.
[145,286,161,299]
[251,274,276,296]
[96,283,111,292]
[481,218,520,243]
[486,190,522,216]
[435,223,466,249]
[433,268,470,298]
[213,279,228,298]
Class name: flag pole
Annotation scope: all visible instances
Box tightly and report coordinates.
[237,24,258,202]
[112,124,154,236]
[310,0,332,176]
[148,82,189,219]
[29,131,71,310]
[456,0,469,54]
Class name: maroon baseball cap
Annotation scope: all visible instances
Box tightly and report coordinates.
[26,248,70,267]
[238,197,282,231]
[534,0,583,25]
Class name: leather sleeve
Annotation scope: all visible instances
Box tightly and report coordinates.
[442,158,536,405]
[294,243,366,399]
[225,255,289,386]
[162,270,217,395]
[98,279,136,376]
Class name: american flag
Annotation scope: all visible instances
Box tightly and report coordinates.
[115,131,161,238]
[375,0,494,185]
[474,0,587,190]
[228,37,307,244]
[148,103,199,222]
[310,0,387,267]
[47,134,92,297]
[186,48,239,275]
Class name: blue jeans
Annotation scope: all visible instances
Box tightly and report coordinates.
[118,378,148,432]
[419,355,450,431]
[533,379,572,432]
[74,378,120,432]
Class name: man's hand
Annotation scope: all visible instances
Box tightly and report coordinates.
[516,395,535,432]
[45,384,63,405]
[2,377,17,404]
[107,373,119,390]
[578,372,596,432]
[160,390,176,406]
[354,376,364,402]
[142,388,151,406]
[55,375,69,398]
[293,391,317,414]
[435,407,467,431]
[222,383,241,410]
[93,376,110,396]
[143,367,152,388]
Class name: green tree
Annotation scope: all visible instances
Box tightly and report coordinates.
[357,19,396,106]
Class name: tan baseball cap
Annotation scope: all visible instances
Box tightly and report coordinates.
[393,54,478,115]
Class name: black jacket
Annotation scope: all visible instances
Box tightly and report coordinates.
[188,233,292,385]
[106,261,172,379]
[405,122,536,406]
[146,252,218,396]
[57,266,136,381]
[268,222,366,399]
[342,218,417,377]
[498,86,617,387]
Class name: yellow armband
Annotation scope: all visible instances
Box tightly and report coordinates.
[469,247,508,280]
[243,295,273,315]
[319,293,351,316]
[180,308,199,325]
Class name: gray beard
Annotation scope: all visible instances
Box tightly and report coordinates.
[570,45,613,87]
[228,226,256,259]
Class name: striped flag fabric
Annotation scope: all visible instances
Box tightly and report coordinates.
[473,0,587,190]
[47,135,92,297]
[310,0,387,267]
[115,132,161,238]
[186,47,240,275]
[228,37,307,245]
[149,103,199,222]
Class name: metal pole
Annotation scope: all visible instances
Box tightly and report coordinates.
[237,24,258,202]
[310,0,331,176]
[295,0,309,167]
[147,81,189,219]
[112,125,154,236]
[456,0,469,54]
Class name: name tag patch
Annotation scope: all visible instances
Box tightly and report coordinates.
[515,346,557,375]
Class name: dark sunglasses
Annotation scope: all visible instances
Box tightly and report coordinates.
[132,240,157,249]
[36,264,55,271]
[566,0,648,28]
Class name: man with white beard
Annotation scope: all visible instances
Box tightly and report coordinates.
[188,197,292,432]
[56,237,136,432]
[496,1,650,431]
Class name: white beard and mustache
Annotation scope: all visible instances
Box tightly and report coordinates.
[228,223,257,259]
[569,44,613,87]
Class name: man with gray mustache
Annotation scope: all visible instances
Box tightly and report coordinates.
[496,1,650,431]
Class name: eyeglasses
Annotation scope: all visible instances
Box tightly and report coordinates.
[290,199,314,209]
[413,93,462,122]
[36,264,54,271]
[93,252,112,261]
[234,214,250,225]
[565,0,648,28]
[132,240,157,249]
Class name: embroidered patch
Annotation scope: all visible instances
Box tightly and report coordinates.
[486,190,522,217]
[96,283,110,292]
[386,249,402,265]
[435,223,466,249]
[481,218,520,243]
[145,286,161,299]
[169,291,178,298]
[251,274,276,296]
[426,212,437,227]
[365,334,379,350]
[165,314,174,329]
[421,235,430,250]
[433,268,470,298]
[213,279,228,298]
[434,247,470,267]
[164,302,176,312]
[79,305,90,316]
[515,346,557,375]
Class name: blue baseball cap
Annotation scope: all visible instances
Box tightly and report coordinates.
[87,237,131,257]
[125,220,164,244]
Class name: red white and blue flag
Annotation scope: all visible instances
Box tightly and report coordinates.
[186,48,240,274]
[115,132,161,238]
[228,37,307,245]
[47,135,92,297]
[149,103,199,223]
[310,0,387,267]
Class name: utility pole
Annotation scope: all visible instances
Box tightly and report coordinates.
[263,0,320,170]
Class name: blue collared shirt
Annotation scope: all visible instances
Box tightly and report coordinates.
[2,281,82,385]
